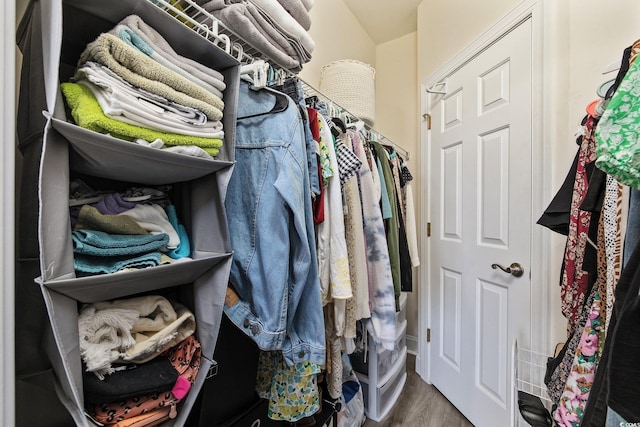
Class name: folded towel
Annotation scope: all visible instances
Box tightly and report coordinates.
[78,296,196,377]
[78,304,139,377]
[112,25,224,99]
[94,192,137,215]
[72,229,169,257]
[79,79,225,139]
[76,62,213,127]
[61,83,223,157]
[249,0,315,53]
[124,302,195,364]
[245,1,312,63]
[74,251,163,276]
[276,0,311,30]
[118,204,180,249]
[166,205,191,259]
[300,0,313,11]
[202,2,301,71]
[79,33,223,121]
[74,204,149,235]
[135,138,214,159]
[115,15,226,91]
[250,2,312,63]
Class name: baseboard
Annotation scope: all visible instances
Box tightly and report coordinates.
[406,334,418,356]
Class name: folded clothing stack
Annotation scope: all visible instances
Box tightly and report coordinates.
[61,15,227,158]
[195,0,315,72]
[69,181,192,276]
[79,295,201,425]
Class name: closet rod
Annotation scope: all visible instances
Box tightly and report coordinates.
[297,80,411,160]
[148,0,411,160]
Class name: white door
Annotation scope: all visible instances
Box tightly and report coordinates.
[427,18,532,427]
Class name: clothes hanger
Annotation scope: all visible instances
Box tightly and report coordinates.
[305,95,319,109]
[237,91,289,120]
[330,117,347,133]
[239,59,269,89]
[237,58,290,120]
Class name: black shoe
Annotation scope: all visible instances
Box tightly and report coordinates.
[517,391,552,426]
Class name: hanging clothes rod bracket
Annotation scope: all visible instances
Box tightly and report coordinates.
[426,80,448,95]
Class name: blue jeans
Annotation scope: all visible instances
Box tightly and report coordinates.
[224,80,326,366]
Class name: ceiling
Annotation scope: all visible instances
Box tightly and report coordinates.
[342,0,421,45]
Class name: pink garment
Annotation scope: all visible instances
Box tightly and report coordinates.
[171,376,191,400]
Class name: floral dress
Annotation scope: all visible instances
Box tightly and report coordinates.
[561,116,598,328]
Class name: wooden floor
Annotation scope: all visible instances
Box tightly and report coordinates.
[362,354,474,427]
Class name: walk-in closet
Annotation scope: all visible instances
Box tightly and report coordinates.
[3,1,640,427]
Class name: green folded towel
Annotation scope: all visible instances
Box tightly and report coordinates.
[61,82,223,156]
[74,204,149,235]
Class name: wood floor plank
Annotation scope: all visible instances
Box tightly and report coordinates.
[362,354,474,427]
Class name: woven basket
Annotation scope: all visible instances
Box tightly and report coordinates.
[318,59,376,125]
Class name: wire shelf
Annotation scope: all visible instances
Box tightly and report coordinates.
[299,80,410,160]
[146,0,411,160]
[147,0,284,66]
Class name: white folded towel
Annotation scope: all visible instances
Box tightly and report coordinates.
[76,62,224,137]
[118,203,181,249]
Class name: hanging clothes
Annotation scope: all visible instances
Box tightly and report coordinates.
[595,51,640,188]
[316,114,352,307]
[404,177,420,268]
[224,80,326,367]
[371,141,401,310]
[581,237,640,426]
[560,116,600,329]
[350,131,397,350]
[340,131,371,324]
[553,214,607,426]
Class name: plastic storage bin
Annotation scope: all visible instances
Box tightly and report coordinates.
[357,348,407,422]
[374,320,408,381]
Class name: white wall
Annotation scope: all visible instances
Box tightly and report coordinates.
[417,0,522,79]
[374,32,420,338]
[299,0,376,88]
[3,1,18,426]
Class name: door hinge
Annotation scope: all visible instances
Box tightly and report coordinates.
[423,113,432,130]
[427,328,431,343]
[427,222,431,237]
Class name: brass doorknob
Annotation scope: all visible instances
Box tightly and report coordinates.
[491,262,524,278]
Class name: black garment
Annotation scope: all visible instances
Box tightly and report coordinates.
[545,161,603,407]
[607,251,640,421]
[397,192,412,292]
[581,239,640,425]
[536,148,580,236]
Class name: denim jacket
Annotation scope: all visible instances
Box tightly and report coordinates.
[224,80,326,366]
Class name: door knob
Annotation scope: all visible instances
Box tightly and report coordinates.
[491,262,524,278]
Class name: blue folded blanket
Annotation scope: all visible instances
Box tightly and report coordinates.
[75,252,162,275]
[72,229,169,257]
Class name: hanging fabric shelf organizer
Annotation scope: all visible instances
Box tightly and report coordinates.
[31,0,240,425]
